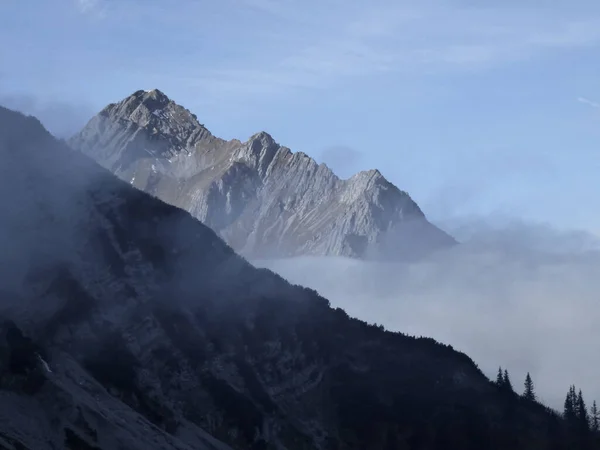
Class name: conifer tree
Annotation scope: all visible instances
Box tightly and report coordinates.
[591,401,599,432]
[564,386,576,422]
[496,367,504,386]
[577,389,589,431]
[503,369,513,392]
[570,386,578,414]
[523,372,535,401]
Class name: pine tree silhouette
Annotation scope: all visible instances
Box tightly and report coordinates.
[496,367,504,387]
[523,372,535,401]
[503,369,513,392]
[591,400,599,432]
[577,389,590,431]
[570,386,578,415]
[564,386,576,423]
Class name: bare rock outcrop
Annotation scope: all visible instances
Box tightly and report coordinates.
[70,89,455,259]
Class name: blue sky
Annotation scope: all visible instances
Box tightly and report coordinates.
[2,0,600,233]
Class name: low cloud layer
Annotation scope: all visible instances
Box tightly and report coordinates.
[255,220,600,410]
[0,94,94,138]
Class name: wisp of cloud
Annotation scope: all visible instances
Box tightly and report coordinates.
[255,220,600,410]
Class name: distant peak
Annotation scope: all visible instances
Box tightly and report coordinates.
[351,168,383,181]
[248,131,276,145]
[131,88,169,99]
[98,88,210,130]
[131,88,171,111]
[345,169,397,194]
[101,89,174,119]
[144,88,169,101]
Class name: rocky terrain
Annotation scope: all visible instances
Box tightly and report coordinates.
[0,106,595,449]
[69,89,455,260]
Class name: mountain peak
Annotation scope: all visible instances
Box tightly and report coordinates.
[71,89,215,168]
[72,92,455,259]
[248,131,276,145]
[131,88,170,101]
[114,88,172,114]
[100,89,205,131]
[347,168,387,189]
[143,88,169,99]
[354,168,382,179]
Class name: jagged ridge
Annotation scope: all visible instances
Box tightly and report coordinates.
[70,89,455,259]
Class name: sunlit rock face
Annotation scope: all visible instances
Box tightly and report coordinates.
[70,89,455,260]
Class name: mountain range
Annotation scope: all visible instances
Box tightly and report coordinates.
[69,89,455,260]
[0,104,595,449]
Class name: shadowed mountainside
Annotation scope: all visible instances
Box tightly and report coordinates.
[0,105,595,449]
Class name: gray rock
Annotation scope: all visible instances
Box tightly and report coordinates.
[70,89,455,259]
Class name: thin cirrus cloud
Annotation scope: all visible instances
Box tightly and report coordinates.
[61,0,600,102]
[75,0,102,14]
[168,1,600,100]
[73,0,112,21]
[578,96,600,109]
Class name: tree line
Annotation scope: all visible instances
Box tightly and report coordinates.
[496,366,600,433]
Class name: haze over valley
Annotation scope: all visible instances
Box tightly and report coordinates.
[2,0,600,449]
[257,221,600,410]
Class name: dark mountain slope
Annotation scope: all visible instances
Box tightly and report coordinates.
[69,89,455,260]
[0,105,589,449]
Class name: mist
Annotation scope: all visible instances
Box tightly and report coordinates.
[0,93,94,138]
[0,105,130,324]
[254,220,600,411]
[4,95,599,414]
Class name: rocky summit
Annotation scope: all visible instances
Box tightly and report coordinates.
[69,89,455,260]
[0,105,595,450]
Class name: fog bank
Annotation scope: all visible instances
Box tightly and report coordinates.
[254,221,600,410]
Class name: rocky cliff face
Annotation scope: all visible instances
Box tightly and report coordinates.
[0,106,586,450]
[69,89,455,259]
